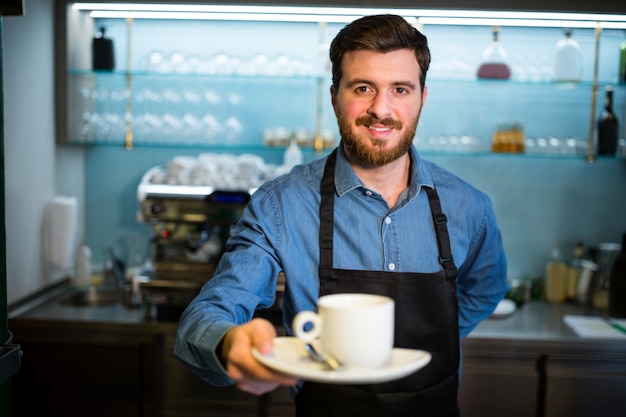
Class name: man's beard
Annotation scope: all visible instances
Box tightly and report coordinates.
[337,111,419,168]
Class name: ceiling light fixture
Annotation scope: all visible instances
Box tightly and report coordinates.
[71,3,626,28]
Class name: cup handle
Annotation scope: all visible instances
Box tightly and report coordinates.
[292,311,322,342]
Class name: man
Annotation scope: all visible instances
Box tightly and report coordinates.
[175,14,507,416]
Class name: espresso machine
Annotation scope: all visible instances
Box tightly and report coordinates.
[136,165,252,320]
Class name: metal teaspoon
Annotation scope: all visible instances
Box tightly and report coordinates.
[304,343,342,371]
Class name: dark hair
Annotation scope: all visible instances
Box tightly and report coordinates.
[329,14,431,92]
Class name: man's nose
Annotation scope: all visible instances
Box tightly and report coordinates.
[367,92,393,119]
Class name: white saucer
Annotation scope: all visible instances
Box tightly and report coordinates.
[490,299,517,318]
[252,337,431,384]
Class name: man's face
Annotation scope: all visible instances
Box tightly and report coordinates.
[332,48,427,168]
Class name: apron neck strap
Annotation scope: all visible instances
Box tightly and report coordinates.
[425,187,457,274]
[319,149,338,269]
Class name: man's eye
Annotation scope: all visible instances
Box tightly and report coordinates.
[355,86,371,93]
[395,87,408,95]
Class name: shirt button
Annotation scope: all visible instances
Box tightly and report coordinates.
[365,190,373,196]
[385,217,391,224]
[388,263,396,271]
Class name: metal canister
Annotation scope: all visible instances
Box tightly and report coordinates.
[589,243,622,311]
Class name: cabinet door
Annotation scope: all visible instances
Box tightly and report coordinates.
[458,354,538,417]
[164,355,296,417]
[10,340,162,417]
[545,355,626,417]
[163,354,259,417]
[163,322,295,417]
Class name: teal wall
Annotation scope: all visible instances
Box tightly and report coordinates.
[84,146,626,281]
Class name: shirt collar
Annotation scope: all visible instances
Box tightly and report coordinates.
[333,143,435,198]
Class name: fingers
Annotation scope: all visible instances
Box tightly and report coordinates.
[248,317,277,355]
[224,318,299,395]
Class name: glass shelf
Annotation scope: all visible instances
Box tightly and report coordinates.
[65,68,626,159]
[67,138,626,161]
[68,68,626,87]
[59,5,626,162]
[68,68,323,80]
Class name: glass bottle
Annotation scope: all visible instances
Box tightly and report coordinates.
[608,233,626,318]
[597,86,619,155]
[477,26,511,80]
[283,138,303,170]
[566,242,584,302]
[545,246,568,303]
[491,123,525,153]
[92,26,115,71]
[552,29,582,82]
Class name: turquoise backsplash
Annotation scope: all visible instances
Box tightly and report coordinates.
[84,146,626,280]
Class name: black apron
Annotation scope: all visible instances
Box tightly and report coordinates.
[295,149,461,417]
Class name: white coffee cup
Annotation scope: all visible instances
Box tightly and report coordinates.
[292,293,395,369]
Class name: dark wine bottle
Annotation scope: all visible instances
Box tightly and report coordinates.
[608,233,626,318]
[92,26,115,71]
[597,86,619,155]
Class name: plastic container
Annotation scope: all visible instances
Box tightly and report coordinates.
[74,244,92,290]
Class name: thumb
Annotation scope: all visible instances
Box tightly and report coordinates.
[248,318,277,355]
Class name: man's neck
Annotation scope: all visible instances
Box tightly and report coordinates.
[347,151,411,209]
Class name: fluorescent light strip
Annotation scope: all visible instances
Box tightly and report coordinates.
[89,10,364,23]
[74,3,392,17]
[419,17,626,29]
[415,10,626,22]
[72,3,626,26]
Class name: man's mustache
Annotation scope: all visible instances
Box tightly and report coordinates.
[355,116,402,130]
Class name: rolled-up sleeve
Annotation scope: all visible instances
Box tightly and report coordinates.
[174,187,283,385]
[456,194,508,338]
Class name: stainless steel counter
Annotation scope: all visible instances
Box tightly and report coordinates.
[11,289,622,360]
[12,296,147,324]
[8,284,623,340]
[462,301,626,360]
[471,301,581,340]
[8,283,178,342]
[8,285,626,417]
[9,284,626,360]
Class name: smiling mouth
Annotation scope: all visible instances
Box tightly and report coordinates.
[367,125,393,132]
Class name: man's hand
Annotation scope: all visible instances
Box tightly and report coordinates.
[221,318,299,395]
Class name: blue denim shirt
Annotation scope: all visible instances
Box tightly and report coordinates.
[175,144,508,385]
